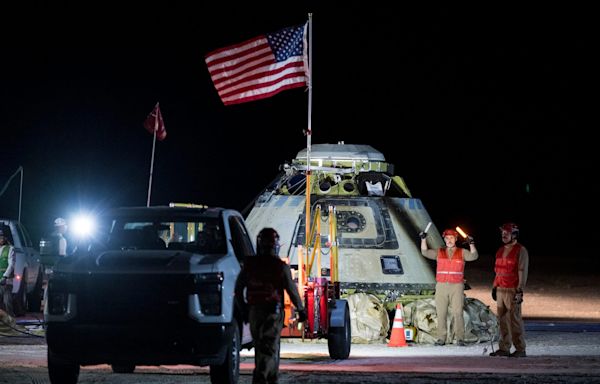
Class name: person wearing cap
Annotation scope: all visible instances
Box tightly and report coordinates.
[52,217,68,256]
[420,228,478,346]
[0,228,16,316]
[490,222,529,358]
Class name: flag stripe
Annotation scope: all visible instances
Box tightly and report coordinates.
[209,51,274,82]
[222,81,306,106]
[205,23,307,105]
[210,52,274,86]
[216,58,304,94]
[205,36,265,64]
[220,73,306,101]
[206,39,273,76]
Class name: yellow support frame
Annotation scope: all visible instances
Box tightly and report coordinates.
[304,204,338,283]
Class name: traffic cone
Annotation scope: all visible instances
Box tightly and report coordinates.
[388,303,407,347]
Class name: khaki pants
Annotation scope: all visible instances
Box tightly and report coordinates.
[0,283,14,317]
[249,306,284,384]
[434,282,465,342]
[496,287,526,352]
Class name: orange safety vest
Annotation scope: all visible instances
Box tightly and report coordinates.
[436,248,464,283]
[494,244,522,288]
[244,257,286,306]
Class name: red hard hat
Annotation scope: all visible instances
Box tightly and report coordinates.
[499,222,519,235]
[442,229,459,238]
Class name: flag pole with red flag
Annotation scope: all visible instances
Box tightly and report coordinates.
[143,102,166,207]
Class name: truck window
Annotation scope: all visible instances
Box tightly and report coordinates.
[229,216,254,261]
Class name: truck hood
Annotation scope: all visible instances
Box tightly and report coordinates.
[55,250,225,274]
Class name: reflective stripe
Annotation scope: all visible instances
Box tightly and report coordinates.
[436,248,464,283]
[0,246,10,274]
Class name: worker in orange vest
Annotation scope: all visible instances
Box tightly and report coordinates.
[421,228,478,346]
[490,222,529,358]
[236,228,307,384]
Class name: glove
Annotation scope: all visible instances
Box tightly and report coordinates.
[491,287,497,301]
[297,308,308,323]
[514,289,524,304]
[0,277,6,286]
[467,235,475,245]
[418,231,427,240]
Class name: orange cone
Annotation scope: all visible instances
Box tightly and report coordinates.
[388,303,407,347]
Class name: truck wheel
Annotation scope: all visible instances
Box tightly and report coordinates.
[111,364,136,373]
[210,321,240,384]
[48,348,80,384]
[13,270,28,317]
[328,303,351,360]
[27,267,44,313]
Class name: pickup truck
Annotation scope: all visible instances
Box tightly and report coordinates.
[0,218,44,315]
[45,205,255,384]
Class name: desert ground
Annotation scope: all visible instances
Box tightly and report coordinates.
[464,251,600,322]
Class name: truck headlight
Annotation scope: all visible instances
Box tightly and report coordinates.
[47,272,74,315]
[48,292,69,315]
[193,272,223,316]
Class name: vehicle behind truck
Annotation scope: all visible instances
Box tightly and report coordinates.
[0,218,43,315]
[44,205,255,384]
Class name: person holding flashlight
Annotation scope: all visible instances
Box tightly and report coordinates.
[420,227,478,346]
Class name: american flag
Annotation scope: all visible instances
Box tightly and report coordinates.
[205,23,308,106]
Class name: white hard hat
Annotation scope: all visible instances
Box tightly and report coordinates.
[54,217,67,227]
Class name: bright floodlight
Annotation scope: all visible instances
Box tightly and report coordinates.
[71,215,96,238]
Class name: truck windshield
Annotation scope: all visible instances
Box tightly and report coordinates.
[107,217,226,253]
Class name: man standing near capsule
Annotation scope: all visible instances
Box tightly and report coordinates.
[420,223,479,346]
[489,222,529,358]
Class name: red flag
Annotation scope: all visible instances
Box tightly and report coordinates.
[143,102,166,141]
[205,23,308,105]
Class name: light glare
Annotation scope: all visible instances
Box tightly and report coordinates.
[72,215,96,238]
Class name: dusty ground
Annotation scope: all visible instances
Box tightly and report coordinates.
[464,253,600,322]
[1,252,598,383]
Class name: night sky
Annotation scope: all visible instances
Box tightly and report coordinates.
[1,5,594,255]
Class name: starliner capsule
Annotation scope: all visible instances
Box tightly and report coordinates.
[245,142,445,309]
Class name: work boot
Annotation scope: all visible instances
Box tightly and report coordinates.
[456,340,466,346]
[434,340,445,346]
[489,350,510,357]
[510,350,527,358]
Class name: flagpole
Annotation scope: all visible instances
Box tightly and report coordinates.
[146,103,159,207]
[305,13,313,251]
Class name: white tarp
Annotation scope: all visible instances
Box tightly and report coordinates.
[403,297,499,344]
[346,294,498,344]
[0,309,19,336]
[347,293,390,343]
